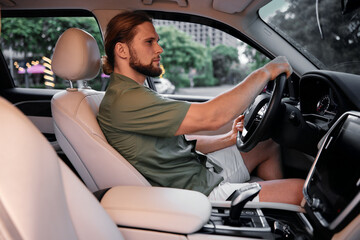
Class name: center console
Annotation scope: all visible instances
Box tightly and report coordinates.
[201,201,312,239]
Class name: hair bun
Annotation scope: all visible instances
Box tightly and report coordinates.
[101,55,113,75]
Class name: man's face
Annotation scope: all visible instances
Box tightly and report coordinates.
[128,22,163,77]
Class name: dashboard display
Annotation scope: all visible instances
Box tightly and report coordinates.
[300,77,340,129]
[316,95,331,115]
[304,112,360,230]
[315,88,338,117]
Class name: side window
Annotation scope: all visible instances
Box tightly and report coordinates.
[0,15,104,90]
[153,19,269,97]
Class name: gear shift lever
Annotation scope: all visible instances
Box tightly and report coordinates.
[229,182,262,221]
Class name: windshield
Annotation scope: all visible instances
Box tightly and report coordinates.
[259,0,360,74]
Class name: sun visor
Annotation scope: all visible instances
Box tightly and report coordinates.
[212,0,252,14]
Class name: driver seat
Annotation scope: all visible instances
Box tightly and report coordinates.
[51,28,150,192]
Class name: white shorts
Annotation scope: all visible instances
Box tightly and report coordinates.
[206,145,259,202]
[208,182,260,202]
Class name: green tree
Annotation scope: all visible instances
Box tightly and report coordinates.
[211,44,239,84]
[1,17,103,58]
[196,37,217,87]
[267,0,360,74]
[243,46,270,74]
[156,26,206,87]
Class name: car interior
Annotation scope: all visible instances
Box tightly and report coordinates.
[0,0,359,240]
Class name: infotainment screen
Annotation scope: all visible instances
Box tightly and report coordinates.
[303,112,360,231]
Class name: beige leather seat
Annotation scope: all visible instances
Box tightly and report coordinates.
[51,28,150,192]
[0,97,124,240]
[0,96,213,240]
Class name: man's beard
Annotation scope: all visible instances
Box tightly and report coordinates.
[129,46,162,77]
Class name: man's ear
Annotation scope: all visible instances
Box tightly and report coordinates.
[114,42,128,59]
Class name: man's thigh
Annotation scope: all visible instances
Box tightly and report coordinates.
[206,145,250,183]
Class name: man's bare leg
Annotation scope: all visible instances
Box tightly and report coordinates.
[258,179,305,205]
[255,139,283,180]
[241,139,283,180]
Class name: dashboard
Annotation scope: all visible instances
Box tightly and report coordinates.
[298,71,360,131]
[300,73,346,132]
[274,70,360,156]
[302,81,338,117]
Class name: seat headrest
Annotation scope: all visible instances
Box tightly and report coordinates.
[52,28,100,82]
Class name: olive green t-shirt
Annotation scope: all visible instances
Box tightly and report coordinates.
[97,73,223,195]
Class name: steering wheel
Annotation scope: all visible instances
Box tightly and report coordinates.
[236,73,287,152]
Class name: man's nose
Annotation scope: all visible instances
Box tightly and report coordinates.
[155,42,163,54]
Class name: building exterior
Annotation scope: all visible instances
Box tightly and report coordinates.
[153,19,239,48]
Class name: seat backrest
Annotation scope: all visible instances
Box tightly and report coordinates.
[0,97,124,240]
[51,28,150,192]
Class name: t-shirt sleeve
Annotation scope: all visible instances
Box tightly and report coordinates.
[111,86,191,137]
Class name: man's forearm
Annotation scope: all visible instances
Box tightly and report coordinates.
[205,68,270,125]
[176,68,270,136]
[186,132,236,154]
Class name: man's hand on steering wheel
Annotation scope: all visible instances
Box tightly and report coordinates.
[236,73,289,152]
[263,56,293,80]
[228,115,245,145]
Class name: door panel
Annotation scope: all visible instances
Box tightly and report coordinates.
[0,88,59,144]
